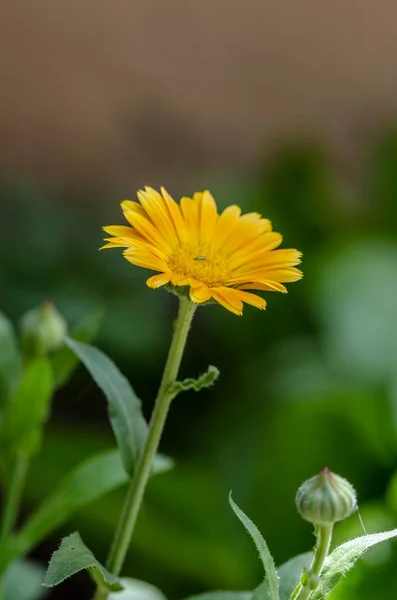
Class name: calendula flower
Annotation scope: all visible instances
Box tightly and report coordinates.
[102,187,302,315]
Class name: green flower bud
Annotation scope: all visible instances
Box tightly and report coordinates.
[296,467,357,526]
[20,300,67,358]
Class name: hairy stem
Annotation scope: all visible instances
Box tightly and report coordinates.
[93,299,196,600]
[293,524,333,600]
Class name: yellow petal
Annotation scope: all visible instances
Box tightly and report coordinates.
[103,225,138,238]
[138,187,179,247]
[189,278,205,288]
[210,205,241,251]
[223,215,272,256]
[121,200,146,218]
[192,192,204,205]
[102,225,148,249]
[146,273,171,288]
[258,248,302,266]
[199,190,218,246]
[102,237,130,248]
[238,280,287,293]
[210,287,244,316]
[100,241,127,249]
[123,248,170,273]
[170,274,191,286]
[230,232,283,271]
[180,196,199,246]
[265,268,303,282]
[230,289,267,310]
[160,187,188,244]
[230,267,303,284]
[122,210,172,255]
[190,285,212,304]
[231,249,302,280]
[127,239,169,260]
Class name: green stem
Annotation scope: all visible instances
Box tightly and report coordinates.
[293,524,333,600]
[0,453,28,571]
[93,299,196,600]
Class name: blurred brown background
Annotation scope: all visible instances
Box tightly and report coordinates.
[2,1,397,185]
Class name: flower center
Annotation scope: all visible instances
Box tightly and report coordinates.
[168,245,230,287]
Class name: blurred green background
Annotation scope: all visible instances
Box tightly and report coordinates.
[2,130,397,599]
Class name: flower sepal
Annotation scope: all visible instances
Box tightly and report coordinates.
[164,283,218,306]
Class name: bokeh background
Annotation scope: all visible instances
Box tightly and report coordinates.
[2,1,397,599]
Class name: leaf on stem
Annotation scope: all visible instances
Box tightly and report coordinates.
[182,553,312,600]
[169,366,220,399]
[65,338,147,476]
[311,529,397,599]
[51,310,103,388]
[252,553,312,600]
[184,593,251,600]
[229,494,279,600]
[43,531,123,591]
[109,578,168,600]
[8,450,173,568]
[12,449,127,561]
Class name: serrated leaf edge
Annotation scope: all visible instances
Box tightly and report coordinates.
[43,532,123,591]
[229,493,279,600]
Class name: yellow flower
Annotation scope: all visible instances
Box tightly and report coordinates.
[102,187,302,316]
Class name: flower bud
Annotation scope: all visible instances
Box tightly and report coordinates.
[20,300,67,358]
[296,467,357,526]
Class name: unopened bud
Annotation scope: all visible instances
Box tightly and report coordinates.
[296,467,357,526]
[20,300,67,357]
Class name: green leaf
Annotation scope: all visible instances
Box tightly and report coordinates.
[277,553,312,600]
[12,449,127,561]
[0,312,22,411]
[185,593,251,600]
[10,449,172,566]
[229,494,279,600]
[152,453,175,475]
[253,553,313,600]
[109,578,168,600]
[43,531,123,591]
[65,338,147,476]
[2,559,48,600]
[169,366,220,399]
[311,529,397,599]
[51,311,103,388]
[20,437,242,589]
[1,357,53,456]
